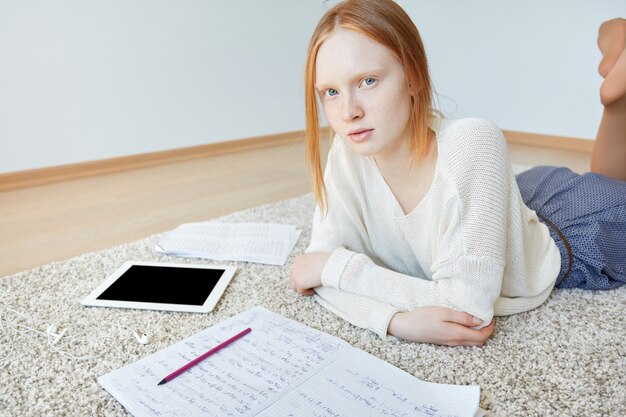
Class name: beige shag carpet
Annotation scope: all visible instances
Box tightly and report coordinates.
[1,194,624,417]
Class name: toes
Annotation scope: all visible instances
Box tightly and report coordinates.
[600,82,626,107]
[597,18,626,78]
[600,49,626,106]
[599,57,614,78]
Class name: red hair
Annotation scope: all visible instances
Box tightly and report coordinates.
[304,0,435,212]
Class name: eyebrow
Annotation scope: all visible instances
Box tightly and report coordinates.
[315,67,385,92]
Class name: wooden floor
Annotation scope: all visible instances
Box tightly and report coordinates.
[0,136,591,277]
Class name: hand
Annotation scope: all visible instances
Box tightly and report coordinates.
[388,307,494,347]
[289,252,332,296]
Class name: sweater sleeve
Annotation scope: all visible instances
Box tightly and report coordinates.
[308,207,402,339]
[321,247,444,311]
[439,118,510,322]
[314,286,401,340]
[320,119,511,325]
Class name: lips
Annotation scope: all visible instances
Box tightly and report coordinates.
[348,128,374,143]
[348,128,372,135]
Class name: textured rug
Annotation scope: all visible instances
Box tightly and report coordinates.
[1,193,625,417]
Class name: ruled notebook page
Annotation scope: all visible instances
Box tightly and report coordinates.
[98,307,480,417]
[98,307,349,417]
[260,348,479,417]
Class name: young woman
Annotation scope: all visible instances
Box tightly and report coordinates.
[289,0,626,347]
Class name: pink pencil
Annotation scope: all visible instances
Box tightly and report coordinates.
[158,327,252,385]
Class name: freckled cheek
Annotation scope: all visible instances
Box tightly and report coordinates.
[387,92,412,126]
[321,103,343,130]
[365,95,400,124]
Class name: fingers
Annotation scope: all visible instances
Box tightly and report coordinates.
[465,320,494,343]
[290,283,315,296]
[470,321,495,344]
[444,309,484,327]
[289,264,315,297]
[444,320,495,347]
[293,287,315,296]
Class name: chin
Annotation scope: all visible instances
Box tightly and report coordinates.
[347,142,380,157]
[338,133,385,157]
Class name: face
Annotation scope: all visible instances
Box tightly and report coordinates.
[315,29,413,160]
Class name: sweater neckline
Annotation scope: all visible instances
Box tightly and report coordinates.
[366,129,440,219]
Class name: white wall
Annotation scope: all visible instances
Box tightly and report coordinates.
[1,1,624,174]
[0,0,327,173]
[399,0,624,140]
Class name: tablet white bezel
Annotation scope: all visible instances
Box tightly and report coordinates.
[80,261,237,313]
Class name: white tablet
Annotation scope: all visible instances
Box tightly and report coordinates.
[81,261,237,313]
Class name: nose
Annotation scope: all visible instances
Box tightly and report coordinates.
[341,93,363,122]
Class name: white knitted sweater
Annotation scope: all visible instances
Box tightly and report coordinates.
[306,117,561,339]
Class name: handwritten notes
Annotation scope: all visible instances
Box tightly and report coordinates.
[261,349,480,417]
[155,222,301,266]
[99,307,481,417]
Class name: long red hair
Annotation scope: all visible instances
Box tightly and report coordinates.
[305,0,435,212]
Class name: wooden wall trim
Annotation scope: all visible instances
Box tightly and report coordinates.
[0,130,304,192]
[503,130,594,154]
[0,128,592,192]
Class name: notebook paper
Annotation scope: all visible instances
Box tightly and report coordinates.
[99,307,481,417]
[260,349,480,417]
[155,222,300,265]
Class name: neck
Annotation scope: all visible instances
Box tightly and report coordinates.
[374,130,435,180]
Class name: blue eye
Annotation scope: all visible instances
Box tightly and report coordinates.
[325,88,338,97]
[363,77,376,86]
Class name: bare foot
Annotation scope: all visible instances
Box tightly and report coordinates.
[597,18,626,105]
[601,49,626,106]
[598,18,626,77]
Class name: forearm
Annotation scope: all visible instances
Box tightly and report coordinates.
[322,248,504,325]
[314,286,401,340]
[321,248,443,310]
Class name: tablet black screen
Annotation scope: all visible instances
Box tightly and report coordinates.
[97,265,225,306]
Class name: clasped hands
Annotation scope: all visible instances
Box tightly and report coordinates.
[290,252,494,347]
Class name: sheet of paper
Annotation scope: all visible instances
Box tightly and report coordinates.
[155,222,300,265]
[259,348,479,417]
[99,307,481,417]
[98,307,349,417]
